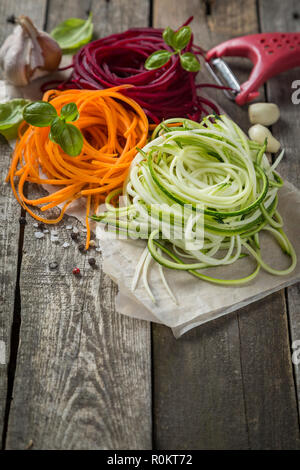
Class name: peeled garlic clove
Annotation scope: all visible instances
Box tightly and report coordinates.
[248,124,281,153]
[0,15,61,87]
[248,102,280,126]
[18,16,61,73]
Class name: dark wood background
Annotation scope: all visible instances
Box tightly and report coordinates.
[0,0,299,450]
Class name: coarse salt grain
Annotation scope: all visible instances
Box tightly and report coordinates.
[66,225,73,230]
[33,223,39,228]
[63,242,70,248]
[72,227,79,234]
[34,231,44,239]
[49,261,58,270]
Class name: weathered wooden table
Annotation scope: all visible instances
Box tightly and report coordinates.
[0,0,300,450]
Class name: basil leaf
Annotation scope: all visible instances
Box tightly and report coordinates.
[49,116,65,142]
[163,27,176,48]
[23,101,57,127]
[59,124,83,157]
[50,12,93,54]
[0,99,30,140]
[51,120,83,157]
[145,50,172,70]
[180,52,201,72]
[173,26,192,51]
[60,102,79,122]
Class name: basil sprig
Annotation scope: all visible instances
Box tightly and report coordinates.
[145,25,200,73]
[23,101,83,157]
[50,12,93,54]
[0,99,31,140]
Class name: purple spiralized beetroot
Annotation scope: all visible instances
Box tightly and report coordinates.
[45,22,222,123]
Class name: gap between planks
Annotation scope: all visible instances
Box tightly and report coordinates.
[1,208,24,449]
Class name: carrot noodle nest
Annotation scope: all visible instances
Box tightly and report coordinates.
[7,85,149,248]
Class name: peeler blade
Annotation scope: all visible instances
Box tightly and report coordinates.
[205,58,240,101]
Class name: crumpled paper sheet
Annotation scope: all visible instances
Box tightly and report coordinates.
[2,67,300,338]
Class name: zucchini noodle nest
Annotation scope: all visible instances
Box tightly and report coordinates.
[93,115,296,302]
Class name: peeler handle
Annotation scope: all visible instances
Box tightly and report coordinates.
[206,32,300,105]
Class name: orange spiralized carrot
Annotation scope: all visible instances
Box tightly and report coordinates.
[7,85,149,249]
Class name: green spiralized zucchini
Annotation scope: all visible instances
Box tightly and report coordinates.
[92,115,296,302]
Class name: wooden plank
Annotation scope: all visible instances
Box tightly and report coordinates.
[238,292,300,449]
[0,136,20,441]
[5,0,152,450]
[91,0,151,37]
[0,0,47,46]
[153,316,249,450]
[259,0,300,419]
[236,0,300,445]
[0,0,47,444]
[152,0,253,450]
[152,0,300,449]
[47,0,89,32]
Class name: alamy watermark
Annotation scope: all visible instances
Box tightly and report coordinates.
[292,340,300,366]
[291,80,300,104]
[98,199,205,250]
[0,340,5,365]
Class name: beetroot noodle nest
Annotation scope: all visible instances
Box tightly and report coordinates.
[44,20,222,123]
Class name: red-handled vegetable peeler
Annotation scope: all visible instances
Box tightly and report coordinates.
[205,32,300,105]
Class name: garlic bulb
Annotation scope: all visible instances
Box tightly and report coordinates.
[0,15,62,86]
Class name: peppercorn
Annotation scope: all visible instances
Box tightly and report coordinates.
[37,222,45,231]
[19,216,27,225]
[88,258,96,267]
[78,244,85,252]
[71,232,78,241]
[72,267,80,275]
[6,14,16,24]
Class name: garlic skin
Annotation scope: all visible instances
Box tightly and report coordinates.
[0,15,62,87]
[248,102,280,126]
[0,24,29,86]
[248,124,281,153]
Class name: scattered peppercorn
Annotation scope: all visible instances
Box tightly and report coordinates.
[72,267,80,275]
[6,14,16,24]
[37,222,45,231]
[19,216,27,225]
[78,243,85,252]
[49,261,58,270]
[71,232,78,241]
[88,257,96,267]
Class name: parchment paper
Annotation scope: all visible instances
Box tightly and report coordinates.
[1,69,300,338]
[96,181,300,337]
